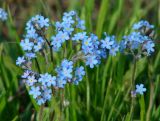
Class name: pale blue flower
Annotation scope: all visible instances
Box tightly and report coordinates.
[26,76,37,86]
[72,32,87,41]
[143,41,155,55]
[20,39,34,51]
[29,86,41,98]
[16,56,25,66]
[133,20,154,30]
[101,36,114,49]
[0,8,8,21]
[136,84,146,95]
[85,55,98,68]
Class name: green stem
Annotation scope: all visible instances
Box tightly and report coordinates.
[130,57,137,120]
[39,105,44,121]
[85,67,90,113]
[35,58,41,73]
[59,89,64,121]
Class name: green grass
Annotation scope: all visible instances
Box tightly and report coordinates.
[0,0,160,121]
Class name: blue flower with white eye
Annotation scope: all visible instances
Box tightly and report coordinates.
[46,75,56,87]
[143,41,155,56]
[16,56,25,66]
[57,31,69,42]
[83,37,92,47]
[72,32,87,41]
[51,35,62,51]
[26,75,37,86]
[85,55,98,68]
[135,84,146,95]
[29,86,41,99]
[0,8,8,21]
[38,73,56,87]
[20,38,34,51]
[101,36,114,49]
[56,59,73,81]
[133,20,154,30]
[63,23,74,35]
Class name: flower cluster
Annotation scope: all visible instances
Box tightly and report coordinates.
[51,11,85,51]
[0,8,7,21]
[16,11,155,105]
[20,15,50,62]
[120,20,155,57]
[21,70,55,105]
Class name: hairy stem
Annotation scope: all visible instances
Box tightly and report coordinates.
[130,57,137,120]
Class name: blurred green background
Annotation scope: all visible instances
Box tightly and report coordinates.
[0,0,160,121]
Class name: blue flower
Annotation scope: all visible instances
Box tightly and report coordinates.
[72,32,87,41]
[43,88,52,100]
[76,18,86,30]
[26,27,38,39]
[25,52,36,59]
[38,16,49,28]
[85,55,98,68]
[136,84,146,95]
[0,8,8,21]
[29,86,41,99]
[61,67,73,79]
[63,16,75,25]
[38,73,56,87]
[75,66,85,77]
[109,44,119,56]
[26,75,37,86]
[56,78,67,88]
[34,42,43,52]
[56,59,73,80]
[63,23,74,35]
[51,35,62,51]
[16,56,25,66]
[143,41,155,56]
[101,36,114,49]
[57,31,70,42]
[73,66,85,84]
[37,98,45,105]
[21,70,31,78]
[20,39,34,51]
[133,20,154,30]
[46,75,56,87]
